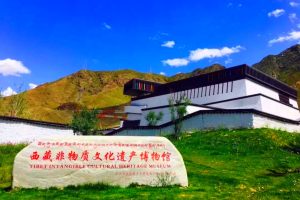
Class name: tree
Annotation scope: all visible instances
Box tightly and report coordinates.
[168,95,191,139]
[145,111,163,126]
[70,108,100,135]
[8,86,27,117]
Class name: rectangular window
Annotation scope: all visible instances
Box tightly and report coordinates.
[279,93,291,105]
[222,83,224,94]
[212,85,215,95]
[201,87,203,97]
[226,82,229,93]
[205,86,210,96]
[231,81,233,92]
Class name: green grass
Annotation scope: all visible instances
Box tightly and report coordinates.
[1,128,300,199]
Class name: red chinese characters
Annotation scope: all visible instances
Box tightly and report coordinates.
[30,151,40,160]
[68,151,78,161]
[81,150,89,161]
[29,150,172,162]
[42,150,52,161]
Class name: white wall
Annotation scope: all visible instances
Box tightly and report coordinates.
[260,96,300,121]
[290,98,299,108]
[115,112,300,136]
[208,95,262,110]
[208,95,300,121]
[124,105,145,114]
[245,79,279,100]
[116,112,255,136]
[0,120,74,144]
[132,79,248,108]
[253,115,300,132]
[140,105,209,126]
[127,113,142,120]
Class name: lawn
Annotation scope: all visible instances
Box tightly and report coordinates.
[0,128,300,199]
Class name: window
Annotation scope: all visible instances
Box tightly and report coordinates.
[226,82,229,93]
[279,93,291,105]
[193,88,196,98]
[222,83,224,94]
[231,81,233,92]
[201,87,203,97]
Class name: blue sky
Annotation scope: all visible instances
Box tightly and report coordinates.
[0,0,300,96]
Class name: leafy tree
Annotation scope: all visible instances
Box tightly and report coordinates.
[146,111,163,126]
[168,95,191,139]
[70,108,100,135]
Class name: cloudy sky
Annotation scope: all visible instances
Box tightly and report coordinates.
[0,0,300,96]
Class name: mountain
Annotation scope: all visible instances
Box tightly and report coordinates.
[1,45,299,127]
[253,44,300,104]
[0,70,168,127]
[169,64,225,81]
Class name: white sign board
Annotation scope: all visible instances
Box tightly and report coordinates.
[13,136,188,188]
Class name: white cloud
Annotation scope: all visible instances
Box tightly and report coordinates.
[103,22,111,30]
[189,46,242,61]
[269,31,300,45]
[28,83,38,89]
[159,72,166,76]
[1,87,17,97]
[225,58,233,65]
[268,9,285,18]
[0,58,30,76]
[161,40,175,48]
[290,2,300,7]
[162,58,189,67]
[289,13,298,22]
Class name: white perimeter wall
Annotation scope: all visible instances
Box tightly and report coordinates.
[253,115,300,133]
[0,120,74,144]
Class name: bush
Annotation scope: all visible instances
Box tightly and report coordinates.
[70,108,100,135]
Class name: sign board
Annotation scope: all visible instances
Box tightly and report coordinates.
[13,136,188,188]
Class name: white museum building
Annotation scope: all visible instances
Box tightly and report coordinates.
[111,64,300,135]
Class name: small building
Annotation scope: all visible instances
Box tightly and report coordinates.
[111,64,300,135]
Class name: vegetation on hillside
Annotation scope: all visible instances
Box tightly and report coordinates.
[253,44,300,105]
[0,70,167,125]
[1,128,300,199]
